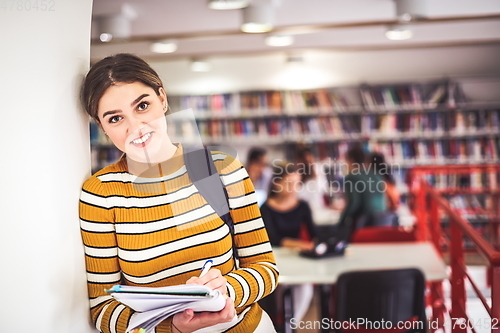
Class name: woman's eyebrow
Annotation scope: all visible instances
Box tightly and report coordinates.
[101,94,150,118]
[102,109,121,118]
[131,94,149,107]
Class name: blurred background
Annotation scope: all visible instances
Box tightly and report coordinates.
[88,1,500,332]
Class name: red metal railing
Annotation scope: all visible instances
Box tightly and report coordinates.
[408,165,500,333]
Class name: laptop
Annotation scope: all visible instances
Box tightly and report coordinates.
[299,225,349,259]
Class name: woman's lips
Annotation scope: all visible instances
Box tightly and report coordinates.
[130,131,153,148]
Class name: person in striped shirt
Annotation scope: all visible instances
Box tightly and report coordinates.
[79,53,279,333]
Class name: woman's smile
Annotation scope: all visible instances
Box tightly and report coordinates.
[130,131,153,147]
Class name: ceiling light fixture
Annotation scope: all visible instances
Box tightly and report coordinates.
[150,39,178,53]
[394,0,427,22]
[207,0,249,10]
[96,4,137,43]
[241,4,274,33]
[385,24,414,40]
[265,34,294,47]
[98,15,131,42]
[191,60,212,72]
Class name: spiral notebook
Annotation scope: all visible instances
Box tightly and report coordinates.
[106,284,236,333]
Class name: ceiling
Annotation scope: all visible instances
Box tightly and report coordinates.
[89,0,500,95]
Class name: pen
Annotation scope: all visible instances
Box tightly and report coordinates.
[199,259,213,278]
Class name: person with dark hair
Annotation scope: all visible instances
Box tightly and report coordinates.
[246,147,272,193]
[259,162,316,322]
[260,162,316,251]
[337,145,387,237]
[79,53,278,333]
[372,152,401,212]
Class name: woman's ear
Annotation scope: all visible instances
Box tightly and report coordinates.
[159,87,167,104]
[158,87,169,113]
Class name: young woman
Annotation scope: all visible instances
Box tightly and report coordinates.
[79,53,278,333]
[260,163,316,251]
[259,163,316,322]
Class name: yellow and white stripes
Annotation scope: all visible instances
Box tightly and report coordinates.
[79,146,278,333]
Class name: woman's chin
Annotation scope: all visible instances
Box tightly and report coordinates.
[127,145,162,164]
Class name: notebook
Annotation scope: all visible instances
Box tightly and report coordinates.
[106,284,237,333]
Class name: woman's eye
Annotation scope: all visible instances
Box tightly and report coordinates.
[109,115,122,124]
[137,101,149,111]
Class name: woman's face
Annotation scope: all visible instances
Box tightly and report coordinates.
[280,171,302,195]
[97,82,169,163]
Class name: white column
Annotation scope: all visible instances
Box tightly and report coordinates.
[0,1,95,332]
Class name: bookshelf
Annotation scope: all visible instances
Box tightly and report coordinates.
[407,165,500,251]
[90,80,500,187]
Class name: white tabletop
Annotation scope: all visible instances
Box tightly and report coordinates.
[273,242,448,285]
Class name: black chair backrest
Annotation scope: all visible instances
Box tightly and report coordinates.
[335,268,426,333]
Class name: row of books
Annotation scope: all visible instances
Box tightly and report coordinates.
[420,171,499,191]
[91,146,121,174]
[171,89,356,115]
[362,109,500,135]
[169,82,464,116]
[90,113,500,147]
[374,138,500,164]
[360,83,452,110]
[183,117,362,139]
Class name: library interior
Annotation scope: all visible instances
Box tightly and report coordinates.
[86,1,500,333]
[1,1,500,333]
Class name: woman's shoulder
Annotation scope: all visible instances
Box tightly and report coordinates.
[209,149,244,176]
[82,158,128,194]
[297,199,312,210]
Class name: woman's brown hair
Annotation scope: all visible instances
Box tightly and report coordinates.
[267,161,298,199]
[80,53,165,122]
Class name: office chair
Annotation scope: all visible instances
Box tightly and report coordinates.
[334,268,427,333]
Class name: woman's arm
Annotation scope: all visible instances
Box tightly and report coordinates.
[80,176,175,333]
[214,152,279,309]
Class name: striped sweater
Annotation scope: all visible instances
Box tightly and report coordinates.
[79,144,278,333]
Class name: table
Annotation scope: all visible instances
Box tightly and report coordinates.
[272,242,448,333]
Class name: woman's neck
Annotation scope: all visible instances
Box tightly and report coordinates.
[268,193,299,211]
[127,141,179,177]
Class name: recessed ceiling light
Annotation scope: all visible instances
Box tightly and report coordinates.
[99,33,113,43]
[191,60,212,72]
[385,25,413,40]
[241,4,274,33]
[208,0,249,10]
[265,35,294,47]
[150,40,178,53]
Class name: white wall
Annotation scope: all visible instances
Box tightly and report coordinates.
[0,1,95,332]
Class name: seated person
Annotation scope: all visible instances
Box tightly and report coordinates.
[260,163,316,322]
[338,145,387,237]
[260,163,316,251]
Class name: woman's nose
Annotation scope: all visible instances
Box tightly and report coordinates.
[127,115,146,134]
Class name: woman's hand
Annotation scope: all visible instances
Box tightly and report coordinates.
[172,297,236,333]
[186,269,228,296]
